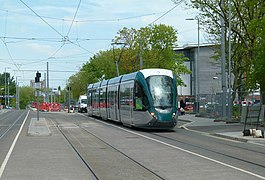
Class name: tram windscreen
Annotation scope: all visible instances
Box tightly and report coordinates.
[146,75,173,109]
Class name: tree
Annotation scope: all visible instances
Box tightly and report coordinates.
[178,0,265,103]
[0,72,16,107]
[68,24,190,98]
[113,24,190,85]
[19,86,35,109]
[68,50,116,100]
[251,11,265,103]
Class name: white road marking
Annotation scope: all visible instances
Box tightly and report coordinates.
[90,117,265,180]
[0,110,29,178]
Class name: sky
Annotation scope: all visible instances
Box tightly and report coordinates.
[0,0,204,89]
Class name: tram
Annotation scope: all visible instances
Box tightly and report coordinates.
[87,68,178,129]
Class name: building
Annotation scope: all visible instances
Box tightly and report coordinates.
[175,43,222,99]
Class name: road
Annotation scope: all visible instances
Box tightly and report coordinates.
[0,110,28,167]
[1,110,265,180]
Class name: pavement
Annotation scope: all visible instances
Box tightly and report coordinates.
[26,112,265,144]
[178,114,265,143]
[28,117,51,136]
[0,111,95,180]
[0,109,265,179]
[0,109,9,114]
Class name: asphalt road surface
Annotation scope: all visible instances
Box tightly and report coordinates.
[1,110,265,180]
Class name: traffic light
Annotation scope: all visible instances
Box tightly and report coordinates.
[35,77,39,83]
[35,71,41,83]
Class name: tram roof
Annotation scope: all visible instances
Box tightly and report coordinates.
[87,69,173,89]
[121,72,138,82]
[93,81,101,88]
[87,84,93,89]
[140,68,173,78]
[101,79,109,86]
[108,76,122,85]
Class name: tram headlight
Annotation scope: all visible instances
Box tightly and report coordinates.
[172,112,178,119]
[150,112,157,119]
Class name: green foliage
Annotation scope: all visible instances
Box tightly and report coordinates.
[0,72,16,106]
[68,24,190,99]
[183,0,265,103]
[19,86,35,109]
[68,50,117,100]
[252,13,265,103]
[114,24,190,82]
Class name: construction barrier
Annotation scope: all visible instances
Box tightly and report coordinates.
[32,102,61,112]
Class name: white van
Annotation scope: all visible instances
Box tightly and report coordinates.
[78,95,87,113]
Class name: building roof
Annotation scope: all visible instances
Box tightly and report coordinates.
[174,43,218,51]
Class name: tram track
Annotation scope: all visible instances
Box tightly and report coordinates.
[148,130,265,171]
[80,125,165,180]
[0,111,27,139]
[151,130,265,155]
[37,113,265,179]
[83,115,265,170]
[49,118,100,180]
[80,116,265,179]
[48,116,164,180]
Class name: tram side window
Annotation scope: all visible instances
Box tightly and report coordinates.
[135,82,149,111]
[87,91,92,107]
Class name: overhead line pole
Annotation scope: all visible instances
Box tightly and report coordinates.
[227,0,232,122]
[16,76,18,110]
[47,62,49,103]
[196,18,200,113]
[185,17,200,113]
[221,0,227,120]
[4,68,7,108]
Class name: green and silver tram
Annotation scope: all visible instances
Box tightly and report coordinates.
[87,68,178,129]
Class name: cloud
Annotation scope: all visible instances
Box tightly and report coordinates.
[23,43,55,55]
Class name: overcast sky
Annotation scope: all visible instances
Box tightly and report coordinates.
[0,0,203,89]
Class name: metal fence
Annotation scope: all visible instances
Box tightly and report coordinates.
[197,93,222,118]
[181,91,264,121]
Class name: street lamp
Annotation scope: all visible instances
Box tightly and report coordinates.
[186,17,200,113]
[210,76,219,114]
[212,77,218,100]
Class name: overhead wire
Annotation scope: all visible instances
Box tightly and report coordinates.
[0,36,111,44]
[18,0,92,59]
[19,0,64,38]
[13,69,78,73]
[66,0,81,37]
[4,10,8,43]
[64,0,97,56]
[0,7,162,23]
[1,40,20,70]
[2,1,188,87]
[0,10,21,71]
[1,36,63,43]
[19,0,67,61]
[148,0,184,25]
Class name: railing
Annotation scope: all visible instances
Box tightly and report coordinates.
[180,91,264,122]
